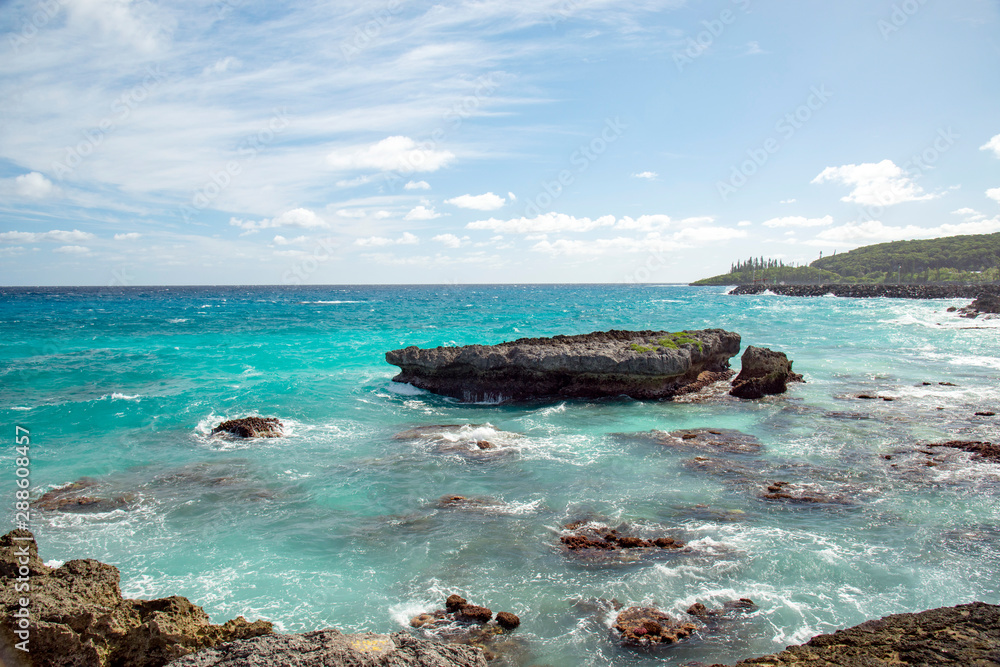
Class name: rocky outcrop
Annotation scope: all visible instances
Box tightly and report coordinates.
[729,347,803,400]
[386,329,741,403]
[705,602,1000,666]
[558,521,686,563]
[931,440,1000,463]
[729,284,1000,299]
[164,630,488,667]
[0,530,273,667]
[408,595,521,664]
[612,607,697,647]
[957,293,1000,319]
[211,417,283,438]
[622,428,762,454]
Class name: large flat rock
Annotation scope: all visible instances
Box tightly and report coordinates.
[385,329,741,402]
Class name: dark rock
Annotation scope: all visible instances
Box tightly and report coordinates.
[386,329,741,403]
[946,306,958,312]
[974,411,996,417]
[932,440,1000,462]
[729,347,803,400]
[456,605,492,624]
[612,607,697,647]
[939,381,958,386]
[0,531,272,667]
[687,599,757,620]
[393,425,520,461]
[706,602,1000,666]
[957,293,1000,319]
[446,595,468,613]
[35,479,137,514]
[495,612,520,631]
[475,440,493,450]
[857,394,878,400]
[211,417,283,439]
[558,522,685,563]
[164,629,488,667]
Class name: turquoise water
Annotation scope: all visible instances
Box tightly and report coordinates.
[1,284,999,666]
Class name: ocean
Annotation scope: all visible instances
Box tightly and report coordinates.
[1,284,998,666]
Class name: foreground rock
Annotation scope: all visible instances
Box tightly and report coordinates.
[0,530,272,667]
[705,602,1000,666]
[165,630,487,667]
[408,595,521,663]
[729,347,803,400]
[211,417,283,438]
[386,329,741,403]
[612,607,697,647]
[928,440,1000,463]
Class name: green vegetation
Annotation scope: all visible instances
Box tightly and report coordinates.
[630,332,704,354]
[691,233,1000,285]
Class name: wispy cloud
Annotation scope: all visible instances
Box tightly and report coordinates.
[445,192,506,211]
[812,160,937,206]
[981,134,1000,158]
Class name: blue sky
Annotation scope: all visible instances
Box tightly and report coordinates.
[1,0,999,285]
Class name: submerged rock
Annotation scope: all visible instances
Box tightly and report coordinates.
[687,598,757,620]
[34,478,137,513]
[929,440,1000,463]
[393,424,520,461]
[211,417,283,438]
[612,607,697,647]
[729,347,804,400]
[165,630,488,667]
[760,480,851,505]
[706,602,1000,666]
[0,530,272,667]
[628,428,762,455]
[408,595,522,664]
[386,329,741,403]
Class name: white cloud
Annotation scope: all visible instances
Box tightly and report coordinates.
[953,207,986,220]
[404,205,441,220]
[272,235,308,245]
[779,198,797,204]
[762,215,834,228]
[632,171,658,180]
[53,245,90,254]
[467,213,616,234]
[335,209,367,219]
[987,187,1000,204]
[737,220,752,227]
[980,134,1000,158]
[374,210,393,219]
[811,160,937,206]
[327,136,454,174]
[0,229,96,244]
[204,57,241,76]
[355,232,419,247]
[336,175,377,188]
[744,41,764,55]
[807,218,1000,246]
[13,172,59,199]
[229,208,328,231]
[114,232,142,240]
[432,233,469,248]
[405,180,431,190]
[445,192,506,211]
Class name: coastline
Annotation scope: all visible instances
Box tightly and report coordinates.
[725,283,1000,298]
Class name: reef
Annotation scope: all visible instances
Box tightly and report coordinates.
[729,347,803,400]
[210,417,283,438]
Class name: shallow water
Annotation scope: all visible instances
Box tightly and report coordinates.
[1,284,998,666]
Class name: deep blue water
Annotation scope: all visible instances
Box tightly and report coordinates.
[1,284,998,666]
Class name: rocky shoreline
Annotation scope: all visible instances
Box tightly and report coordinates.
[3,531,999,665]
[728,283,1000,299]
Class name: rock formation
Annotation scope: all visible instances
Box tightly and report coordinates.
[0,530,272,667]
[164,630,488,667]
[558,521,686,563]
[703,602,1000,666]
[407,595,521,663]
[729,284,1000,299]
[211,417,283,438]
[621,428,762,454]
[34,478,137,513]
[729,347,803,399]
[385,329,741,403]
[957,293,1000,319]
[612,607,697,646]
